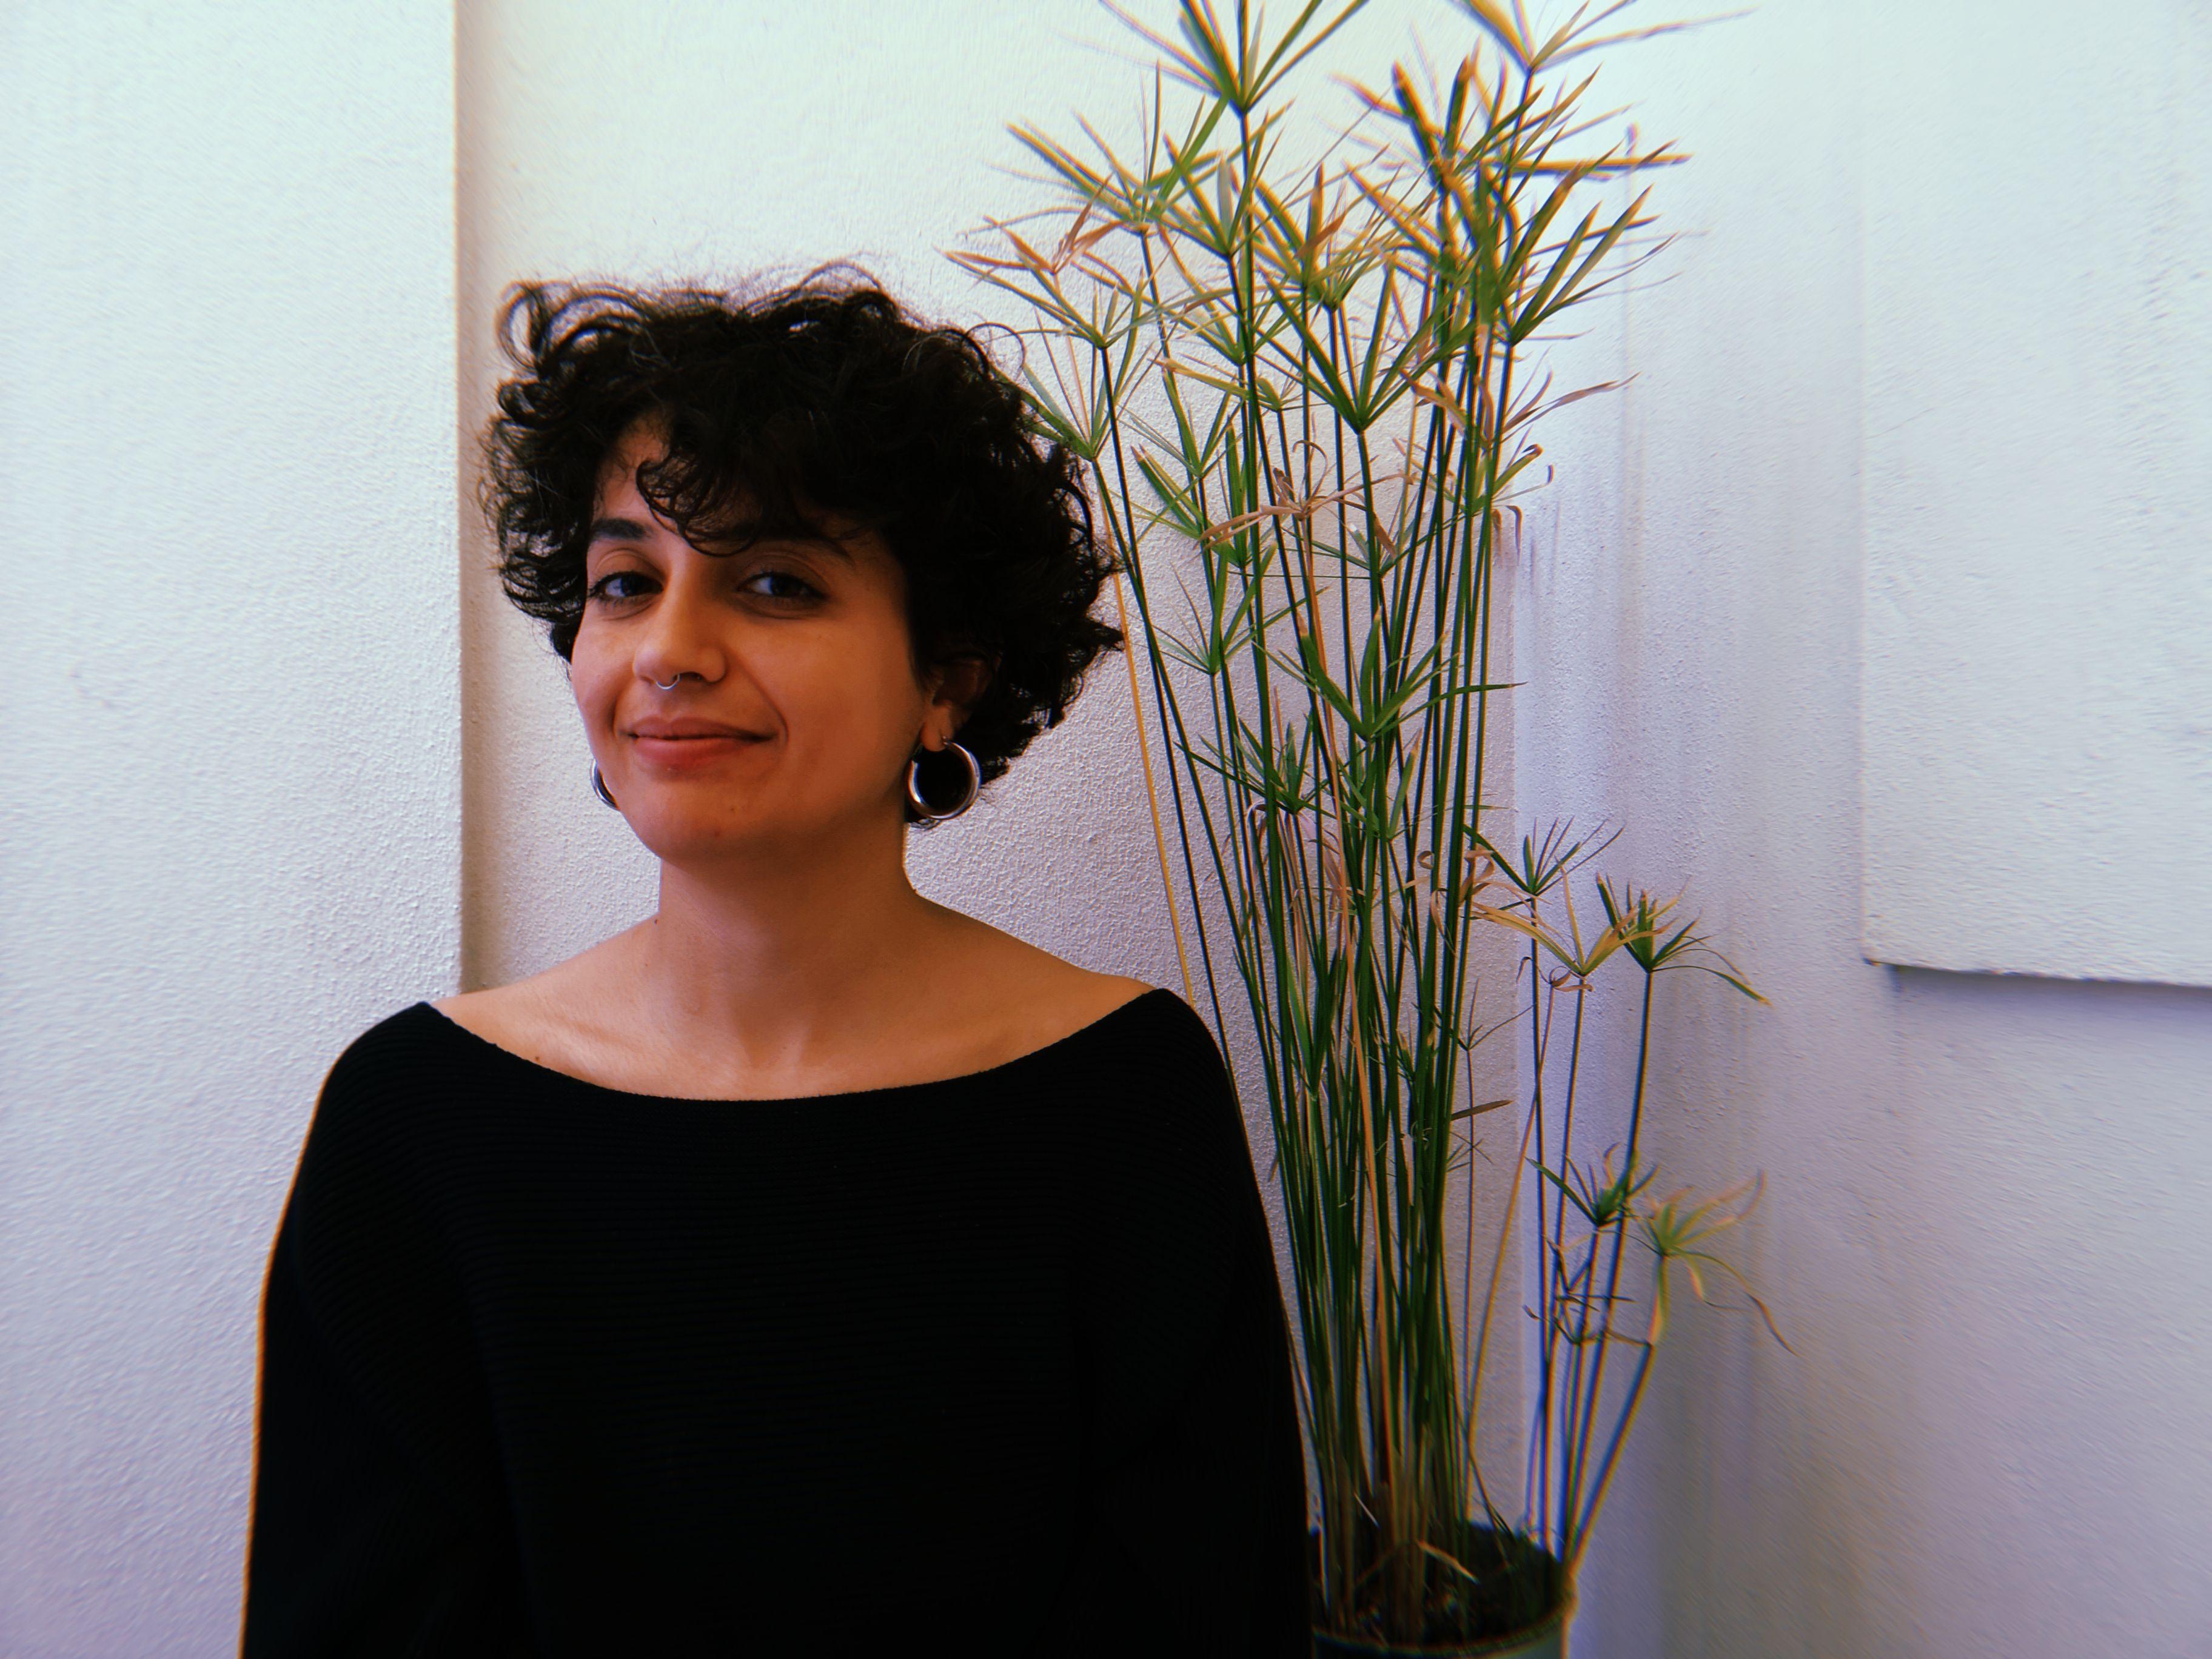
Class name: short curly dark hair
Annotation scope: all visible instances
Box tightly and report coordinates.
[478,270,1122,820]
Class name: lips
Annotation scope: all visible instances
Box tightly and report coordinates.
[624,716,769,774]
[628,717,767,740]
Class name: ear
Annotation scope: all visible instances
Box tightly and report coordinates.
[923,651,996,745]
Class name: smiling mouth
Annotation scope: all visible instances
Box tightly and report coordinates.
[625,728,769,742]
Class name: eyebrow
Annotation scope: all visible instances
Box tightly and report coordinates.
[586,516,655,546]
[585,515,856,562]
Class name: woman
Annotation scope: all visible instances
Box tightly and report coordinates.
[241,275,1313,1655]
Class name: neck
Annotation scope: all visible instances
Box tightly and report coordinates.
[626,811,955,1074]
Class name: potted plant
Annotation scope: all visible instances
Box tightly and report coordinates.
[956,2,1786,1649]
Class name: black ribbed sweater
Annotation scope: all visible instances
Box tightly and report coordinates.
[241,987,1313,1656]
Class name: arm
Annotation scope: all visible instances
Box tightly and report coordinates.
[1040,1004,1313,1657]
[241,1030,524,1657]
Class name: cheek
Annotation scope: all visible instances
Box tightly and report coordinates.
[837,624,930,734]
[568,637,623,729]
[774,614,920,720]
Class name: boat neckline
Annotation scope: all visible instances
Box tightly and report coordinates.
[408,985,1176,1106]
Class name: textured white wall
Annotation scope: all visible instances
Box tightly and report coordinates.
[0,4,460,1654]
[12,1,2199,1654]
[1524,2,2212,1654]
[1862,1,2212,985]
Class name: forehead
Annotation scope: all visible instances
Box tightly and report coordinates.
[588,421,888,572]
[596,420,667,491]
[592,418,674,512]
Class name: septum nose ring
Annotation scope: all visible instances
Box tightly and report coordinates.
[653,674,683,691]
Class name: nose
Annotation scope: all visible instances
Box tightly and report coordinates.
[632,570,728,689]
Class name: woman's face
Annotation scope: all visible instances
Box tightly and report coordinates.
[571,423,952,863]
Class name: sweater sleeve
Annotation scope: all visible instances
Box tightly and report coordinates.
[241,1018,526,1657]
[1038,997,1313,1657]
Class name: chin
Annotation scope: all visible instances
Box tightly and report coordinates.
[623,798,845,865]
[627,811,777,862]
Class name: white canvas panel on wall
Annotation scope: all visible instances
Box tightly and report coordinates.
[1860,0,2212,985]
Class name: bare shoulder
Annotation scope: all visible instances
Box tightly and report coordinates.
[942,916,1155,1042]
[429,927,645,1071]
[1038,956,1156,1017]
[427,980,543,1050]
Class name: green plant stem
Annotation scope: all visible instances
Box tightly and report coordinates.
[1523,937,1586,1523]
[1571,1341,1655,1570]
[1564,967,1656,1560]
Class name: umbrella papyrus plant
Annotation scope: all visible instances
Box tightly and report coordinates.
[954,0,1780,1642]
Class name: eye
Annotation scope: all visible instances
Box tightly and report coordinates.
[587,569,655,603]
[742,568,823,603]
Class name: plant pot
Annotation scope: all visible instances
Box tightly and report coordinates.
[1308,1521,1570,1658]
[1312,1598,1570,1659]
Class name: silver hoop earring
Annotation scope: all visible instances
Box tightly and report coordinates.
[653,675,683,691]
[905,740,980,822]
[590,762,618,810]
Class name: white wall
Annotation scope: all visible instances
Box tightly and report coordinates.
[1525,2,2212,1654]
[1861,2,2212,985]
[0,4,460,1654]
[8,1,2208,1654]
